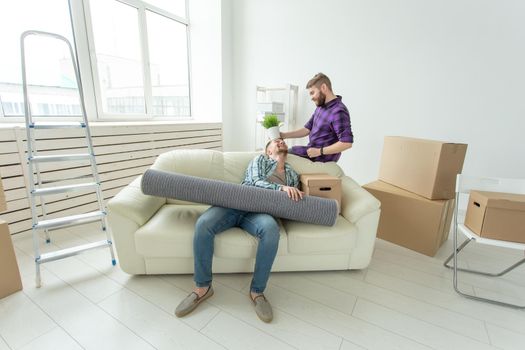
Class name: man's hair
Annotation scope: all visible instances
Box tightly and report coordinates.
[306,73,332,91]
[265,139,273,154]
[265,138,284,155]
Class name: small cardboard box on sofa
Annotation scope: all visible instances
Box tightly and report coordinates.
[300,174,341,213]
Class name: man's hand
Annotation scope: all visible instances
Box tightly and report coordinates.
[281,186,304,201]
[307,147,321,158]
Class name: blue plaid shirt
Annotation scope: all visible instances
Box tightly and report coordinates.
[241,154,299,190]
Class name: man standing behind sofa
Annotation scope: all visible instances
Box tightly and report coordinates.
[281,72,353,162]
[175,138,302,323]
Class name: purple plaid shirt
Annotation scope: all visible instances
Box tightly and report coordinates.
[290,95,353,162]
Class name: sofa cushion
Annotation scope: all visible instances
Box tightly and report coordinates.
[135,205,208,258]
[282,216,357,255]
[135,205,288,258]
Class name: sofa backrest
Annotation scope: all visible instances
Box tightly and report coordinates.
[223,151,261,183]
[152,149,224,205]
[152,149,346,204]
[222,151,345,182]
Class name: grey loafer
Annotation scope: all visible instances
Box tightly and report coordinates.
[251,293,273,323]
[175,286,214,317]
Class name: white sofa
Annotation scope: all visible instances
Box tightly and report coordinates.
[107,149,381,275]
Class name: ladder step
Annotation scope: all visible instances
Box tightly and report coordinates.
[34,211,105,230]
[29,154,92,163]
[29,122,86,129]
[32,182,99,196]
[37,240,112,264]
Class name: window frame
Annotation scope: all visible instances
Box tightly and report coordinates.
[0,0,191,122]
[80,0,192,121]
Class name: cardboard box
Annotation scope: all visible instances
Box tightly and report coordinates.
[379,136,467,200]
[464,190,525,243]
[0,221,23,299]
[0,173,6,212]
[364,181,454,257]
[300,174,342,212]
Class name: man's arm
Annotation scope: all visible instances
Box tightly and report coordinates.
[307,141,353,158]
[280,127,310,139]
[280,167,302,201]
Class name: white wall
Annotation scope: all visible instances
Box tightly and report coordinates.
[189,0,222,122]
[221,0,233,129]
[223,0,525,184]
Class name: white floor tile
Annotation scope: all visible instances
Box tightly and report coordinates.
[372,246,471,285]
[270,272,358,315]
[364,268,525,335]
[99,289,224,350]
[42,256,122,304]
[13,247,39,278]
[117,274,220,331]
[210,282,342,350]
[213,273,252,292]
[12,232,62,258]
[21,271,155,350]
[303,270,489,342]
[201,312,295,350]
[473,285,525,307]
[18,327,82,350]
[0,337,10,350]
[76,247,119,272]
[340,340,367,350]
[268,284,431,349]
[0,292,55,349]
[369,254,476,294]
[485,323,525,350]
[352,299,495,350]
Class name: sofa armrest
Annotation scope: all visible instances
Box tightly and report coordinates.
[107,176,166,226]
[340,176,381,223]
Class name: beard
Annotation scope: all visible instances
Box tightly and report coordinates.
[276,147,288,156]
[315,91,326,106]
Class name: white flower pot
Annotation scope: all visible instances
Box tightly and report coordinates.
[266,126,281,141]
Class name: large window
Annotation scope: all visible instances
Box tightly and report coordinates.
[0,0,80,118]
[87,0,190,118]
[0,0,190,120]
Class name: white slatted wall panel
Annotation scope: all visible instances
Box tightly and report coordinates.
[0,122,222,234]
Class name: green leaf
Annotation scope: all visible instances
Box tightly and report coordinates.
[261,114,280,128]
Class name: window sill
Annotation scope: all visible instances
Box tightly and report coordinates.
[0,118,221,129]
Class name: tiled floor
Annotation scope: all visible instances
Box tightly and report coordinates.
[1,223,525,350]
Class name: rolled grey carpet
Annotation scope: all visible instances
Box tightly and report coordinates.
[141,169,338,226]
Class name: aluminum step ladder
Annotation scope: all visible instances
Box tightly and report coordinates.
[20,30,116,287]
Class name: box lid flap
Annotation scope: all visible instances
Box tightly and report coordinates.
[364,181,448,204]
[300,174,340,186]
[471,190,525,211]
[385,136,467,147]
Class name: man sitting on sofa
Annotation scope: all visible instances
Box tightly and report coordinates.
[175,138,302,323]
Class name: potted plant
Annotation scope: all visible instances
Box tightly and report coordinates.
[261,114,282,141]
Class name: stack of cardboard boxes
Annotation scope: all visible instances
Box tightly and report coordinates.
[1,172,23,299]
[364,136,468,256]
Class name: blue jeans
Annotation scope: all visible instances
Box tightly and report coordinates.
[193,206,280,293]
